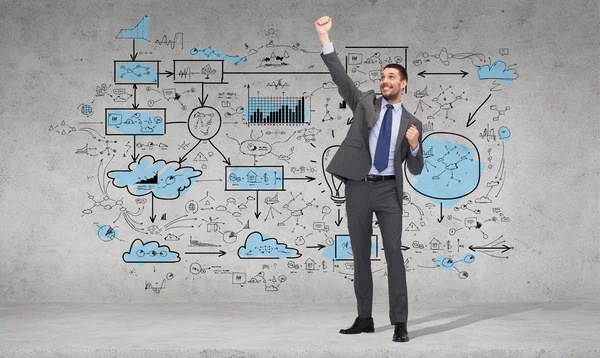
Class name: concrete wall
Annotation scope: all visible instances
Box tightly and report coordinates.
[0,0,598,303]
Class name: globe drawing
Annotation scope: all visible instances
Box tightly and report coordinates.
[80,104,93,116]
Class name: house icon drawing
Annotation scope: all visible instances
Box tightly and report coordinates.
[246,170,258,183]
[429,238,441,250]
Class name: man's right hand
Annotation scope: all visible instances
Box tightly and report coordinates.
[315,16,332,34]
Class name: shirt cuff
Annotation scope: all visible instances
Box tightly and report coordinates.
[322,41,334,55]
[410,144,419,156]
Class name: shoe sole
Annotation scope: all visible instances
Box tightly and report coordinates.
[339,327,375,334]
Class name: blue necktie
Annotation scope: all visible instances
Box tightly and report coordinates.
[373,104,394,172]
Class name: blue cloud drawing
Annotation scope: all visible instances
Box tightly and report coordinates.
[477,60,518,83]
[123,239,180,263]
[238,231,301,259]
[107,155,201,199]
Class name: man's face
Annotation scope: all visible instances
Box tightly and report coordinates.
[380,67,406,101]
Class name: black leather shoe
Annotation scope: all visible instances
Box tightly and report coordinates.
[393,322,409,342]
[339,317,374,334]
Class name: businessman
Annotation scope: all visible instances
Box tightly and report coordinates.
[315,16,424,342]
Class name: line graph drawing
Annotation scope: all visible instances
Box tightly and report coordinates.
[116,15,151,42]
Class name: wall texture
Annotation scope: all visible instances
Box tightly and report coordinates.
[0,0,598,303]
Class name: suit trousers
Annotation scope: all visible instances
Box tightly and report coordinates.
[345,178,408,324]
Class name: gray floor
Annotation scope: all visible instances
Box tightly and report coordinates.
[0,302,598,357]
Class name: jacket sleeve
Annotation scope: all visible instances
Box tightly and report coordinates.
[406,120,424,175]
[320,50,365,112]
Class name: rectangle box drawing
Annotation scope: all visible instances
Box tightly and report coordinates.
[105,108,166,136]
[173,59,224,84]
[232,272,246,284]
[225,166,284,191]
[334,234,380,261]
[114,60,160,85]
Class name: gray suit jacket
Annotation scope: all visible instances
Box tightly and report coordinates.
[321,50,425,198]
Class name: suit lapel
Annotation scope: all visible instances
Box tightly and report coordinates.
[371,97,382,129]
[395,103,410,156]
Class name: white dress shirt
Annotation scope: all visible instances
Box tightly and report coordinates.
[322,42,420,175]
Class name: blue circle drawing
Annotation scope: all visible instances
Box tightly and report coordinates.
[405,132,483,200]
[498,126,511,140]
[97,225,117,241]
[463,253,475,264]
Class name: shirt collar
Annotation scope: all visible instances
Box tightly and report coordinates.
[382,98,402,113]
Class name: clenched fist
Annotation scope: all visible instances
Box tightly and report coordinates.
[315,16,332,34]
[405,125,420,150]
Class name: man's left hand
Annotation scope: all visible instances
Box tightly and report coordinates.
[405,124,419,150]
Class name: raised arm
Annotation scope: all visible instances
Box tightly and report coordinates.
[315,16,364,111]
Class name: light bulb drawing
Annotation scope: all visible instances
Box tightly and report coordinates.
[322,145,345,206]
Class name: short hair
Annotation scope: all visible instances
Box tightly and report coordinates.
[382,63,408,82]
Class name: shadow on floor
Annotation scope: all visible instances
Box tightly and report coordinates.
[373,302,582,339]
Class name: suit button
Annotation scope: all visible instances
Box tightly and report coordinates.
[367,127,372,130]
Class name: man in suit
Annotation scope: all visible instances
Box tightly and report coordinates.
[315,16,424,342]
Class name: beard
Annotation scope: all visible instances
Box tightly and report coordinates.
[381,87,402,102]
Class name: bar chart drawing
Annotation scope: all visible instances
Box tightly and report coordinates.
[244,96,309,125]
